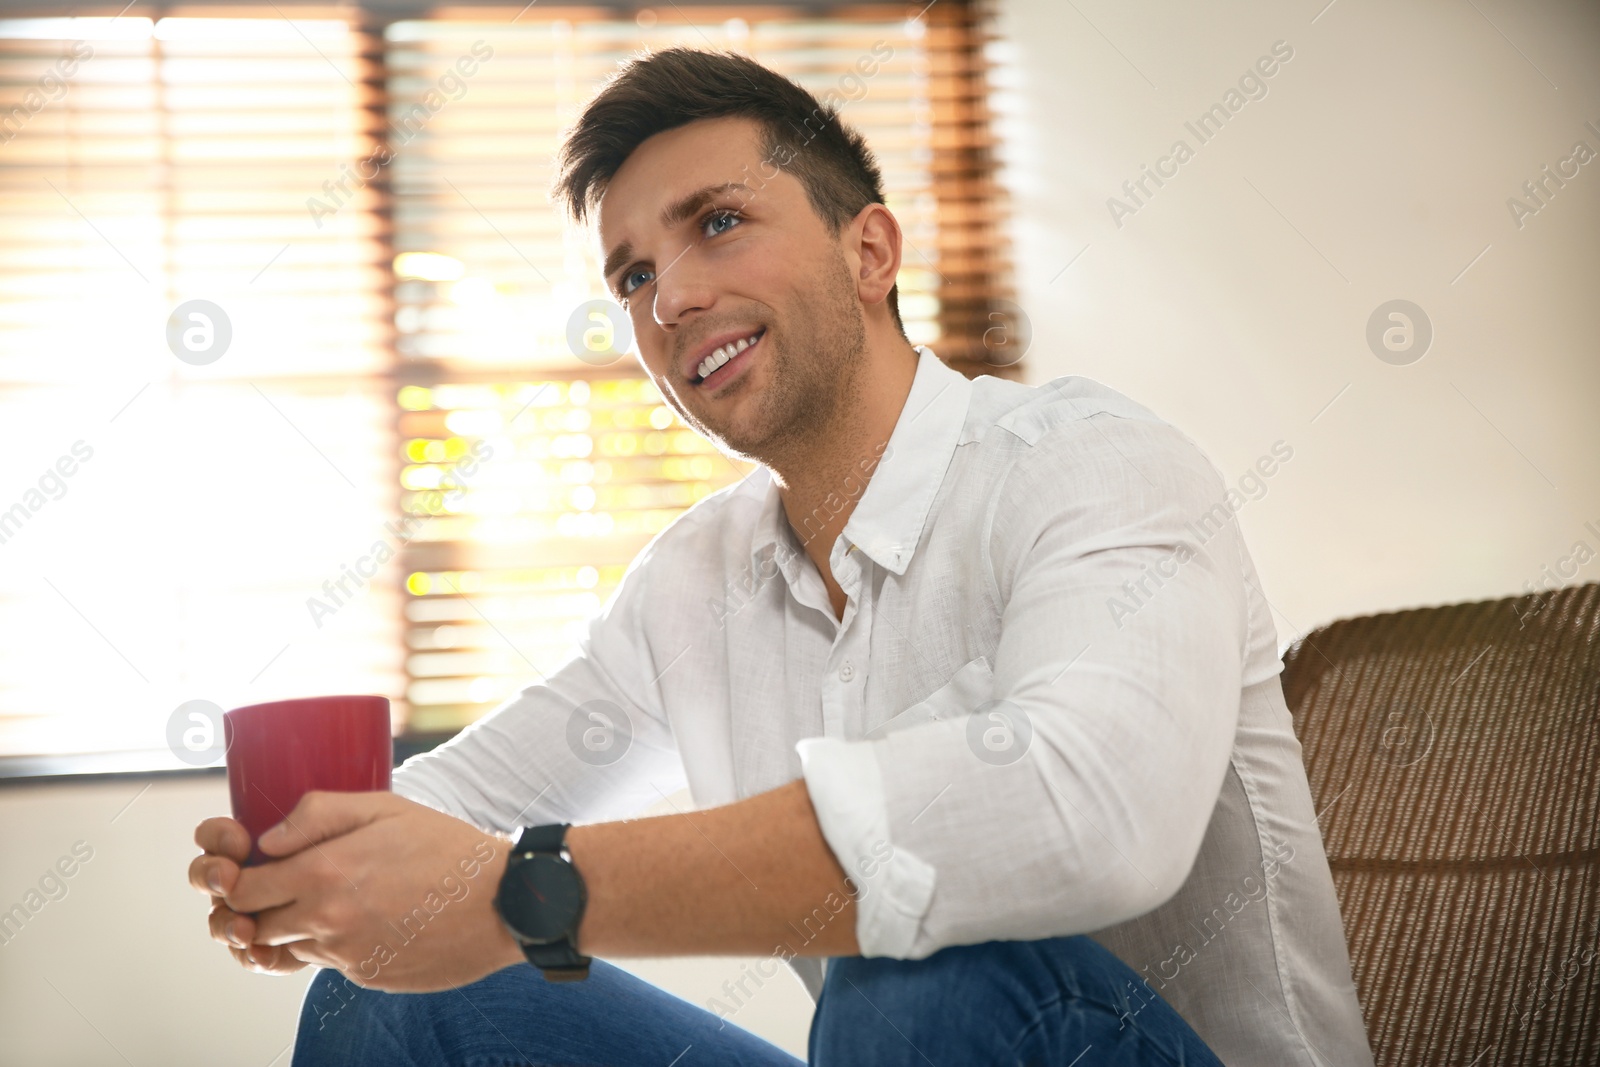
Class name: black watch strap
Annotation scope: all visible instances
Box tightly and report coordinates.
[515,822,570,853]
[507,823,590,981]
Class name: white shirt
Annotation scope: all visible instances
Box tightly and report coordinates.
[394,346,1375,1067]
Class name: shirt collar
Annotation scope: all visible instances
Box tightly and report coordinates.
[748,345,974,577]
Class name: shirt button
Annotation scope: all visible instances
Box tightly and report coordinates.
[839,663,855,682]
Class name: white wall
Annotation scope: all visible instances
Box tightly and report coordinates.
[0,776,312,1066]
[0,775,813,1066]
[994,0,1600,642]
[4,1,1599,1064]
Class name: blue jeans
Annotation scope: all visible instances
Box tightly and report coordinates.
[292,935,1223,1066]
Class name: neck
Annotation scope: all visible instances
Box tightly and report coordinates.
[768,332,919,560]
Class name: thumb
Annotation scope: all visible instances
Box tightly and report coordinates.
[257,790,395,858]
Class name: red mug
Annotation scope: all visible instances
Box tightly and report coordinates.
[224,695,393,865]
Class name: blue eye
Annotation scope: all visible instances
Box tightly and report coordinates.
[616,209,741,299]
[702,209,742,237]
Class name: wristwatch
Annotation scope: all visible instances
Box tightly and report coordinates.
[494,823,591,982]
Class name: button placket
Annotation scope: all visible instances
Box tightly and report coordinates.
[828,557,871,740]
[819,551,853,737]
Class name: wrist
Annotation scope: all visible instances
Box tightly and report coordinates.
[479,844,523,969]
[563,824,597,954]
[495,823,592,980]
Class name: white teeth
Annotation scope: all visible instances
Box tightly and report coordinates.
[696,331,762,382]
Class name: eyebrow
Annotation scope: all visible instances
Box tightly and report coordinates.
[602,182,755,290]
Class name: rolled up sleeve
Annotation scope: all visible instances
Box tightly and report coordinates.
[800,413,1248,959]
[797,734,936,957]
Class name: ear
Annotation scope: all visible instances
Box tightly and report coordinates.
[847,202,903,311]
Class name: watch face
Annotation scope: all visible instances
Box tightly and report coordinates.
[499,854,585,944]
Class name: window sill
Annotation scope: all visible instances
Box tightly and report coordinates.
[0,733,456,786]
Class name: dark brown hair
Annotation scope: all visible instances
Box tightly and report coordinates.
[552,46,902,333]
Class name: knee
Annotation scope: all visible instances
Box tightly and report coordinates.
[823,939,1053,1012]
[300,968,366,1032]
[293,969,389,1064]
[811,943,1041,1062]
[810,938,1131,1065]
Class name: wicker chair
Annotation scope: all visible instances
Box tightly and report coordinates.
[1279,581,1600,1066]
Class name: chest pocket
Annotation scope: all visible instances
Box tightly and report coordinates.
[863,655,995,740]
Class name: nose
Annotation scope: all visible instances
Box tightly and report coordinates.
[651,243,716,330]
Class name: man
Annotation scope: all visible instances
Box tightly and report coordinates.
[190,47,1373,1066]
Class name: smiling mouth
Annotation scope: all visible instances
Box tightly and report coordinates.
[693,328,765,388]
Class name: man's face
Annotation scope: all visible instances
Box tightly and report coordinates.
[597,115,868,464]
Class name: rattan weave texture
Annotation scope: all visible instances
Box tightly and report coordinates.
[1280,582,1599,1066]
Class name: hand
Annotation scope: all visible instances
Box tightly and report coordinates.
[222,791,522,992]
[189,816,309,976]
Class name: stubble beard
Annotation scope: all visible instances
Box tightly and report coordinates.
[671,249,868,469]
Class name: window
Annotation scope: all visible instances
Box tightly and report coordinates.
[0,2,1014,765]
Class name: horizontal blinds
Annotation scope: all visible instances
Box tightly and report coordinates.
[923,0,1019,376]
[0,2,1011,754]
[386,4,1013,733]
[384,7,956,373]
[0,12,404,759]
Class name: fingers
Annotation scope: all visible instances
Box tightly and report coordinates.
[209,902,310,975]
[189,852,240,897]
[194,817,251,862]
[251,887,357,948]
[224,849,322,916]
[209,901,256,949]
[195,820,312,978]
[283,939,341,971]
[238,941,310,976]
[192,817,250,902]
[249,897,317,948]
[256,790,398,860]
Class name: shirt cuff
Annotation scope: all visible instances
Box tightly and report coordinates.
[796,735,937,958]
